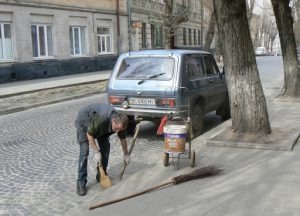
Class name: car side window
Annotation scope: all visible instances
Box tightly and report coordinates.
[186,55,204,80]
[203,55,218,76]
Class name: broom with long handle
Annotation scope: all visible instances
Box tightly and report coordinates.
[89,165,222,210]
[119,123,141,180]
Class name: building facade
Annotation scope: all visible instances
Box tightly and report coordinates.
[0,0,214,83]
[129,0,213,51]
[0,0,129,83]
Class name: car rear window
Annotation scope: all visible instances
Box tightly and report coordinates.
[116,57,174,80]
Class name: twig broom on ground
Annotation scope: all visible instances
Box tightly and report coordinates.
[89,165,222,210]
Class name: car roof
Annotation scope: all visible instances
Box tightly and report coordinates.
[120,49,211,57]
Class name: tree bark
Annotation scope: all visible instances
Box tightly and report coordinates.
[203,10,216,52]
[215,33,222,63]
[246,0,255,22]
[213,0,271,134]
[271,0,300,97]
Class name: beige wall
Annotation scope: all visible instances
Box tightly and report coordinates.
[0,0,129,63]
[0,0,127,13]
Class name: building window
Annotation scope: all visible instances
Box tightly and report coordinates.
[0,23,13,61]
[97,27,112,54]
[194,29,196,45]
[188,28,192,45]
[31,24,53,58]
[198,30,201,45]
[183,28,186,46]
[69,26,86,56]
[151,24,163,48]
[142,23,147,48]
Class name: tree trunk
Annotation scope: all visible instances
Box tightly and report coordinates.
[215,33,222,63]
[271,0,300,97]
[164,0,173,49]
[213,0,271,134]
[203,10,216,52]
[246,0,255,22]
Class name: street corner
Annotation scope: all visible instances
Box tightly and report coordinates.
[205,126,300,151]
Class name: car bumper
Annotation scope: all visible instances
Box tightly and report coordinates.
[113,107,187,119]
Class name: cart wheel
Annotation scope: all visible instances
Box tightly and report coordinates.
[163,153,169,167]
[190,150,195,167]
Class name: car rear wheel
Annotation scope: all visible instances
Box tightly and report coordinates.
[191,104,203,138]
[221,96,231,120]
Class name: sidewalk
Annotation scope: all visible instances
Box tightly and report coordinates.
[0,70,111,115]
[67,95,300,216]
[0,70,111,98]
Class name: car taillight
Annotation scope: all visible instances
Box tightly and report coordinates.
[157,98,175,107]
[109,96,124,105]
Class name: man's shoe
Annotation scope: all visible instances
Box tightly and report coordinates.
[77,184,87,196]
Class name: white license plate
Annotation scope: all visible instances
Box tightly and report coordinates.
[129,98,156,105]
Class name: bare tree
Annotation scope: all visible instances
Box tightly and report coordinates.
[290,0,300,46]
[246,0,256,21]
[149,0,191,49]
[268,22,278,52]
[213,0,271,134]
[271,0,300,97]
[203,10,216,52]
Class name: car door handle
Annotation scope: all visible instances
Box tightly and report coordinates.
[208,79,214,83]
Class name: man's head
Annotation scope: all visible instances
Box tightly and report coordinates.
[111,113,129,132]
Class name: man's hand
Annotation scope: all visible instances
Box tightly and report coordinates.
[94,152,102,162]
[124,155,130,165]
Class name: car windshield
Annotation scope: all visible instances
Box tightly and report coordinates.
[256,47,264,51]
[116,57,174,80]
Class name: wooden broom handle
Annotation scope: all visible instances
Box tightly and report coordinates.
[119,123,141,180]
[89,181,174,210]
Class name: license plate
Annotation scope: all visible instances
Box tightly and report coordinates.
[129,98,156,105]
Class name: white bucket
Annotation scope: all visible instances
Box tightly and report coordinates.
[163,124,188,152]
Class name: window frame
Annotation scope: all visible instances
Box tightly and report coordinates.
[31,23,53,59]
[97,26,113,55]
[0,22,14,61]
[185,54,205,80]
[194,29,196,45]
[203,55,218,76]
[183,28,186,46]
[188,28,192,46]
[141,23,147,48]
[69,26,86,56]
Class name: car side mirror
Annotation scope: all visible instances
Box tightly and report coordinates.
[219,66,225,79]
[222,67,225,75]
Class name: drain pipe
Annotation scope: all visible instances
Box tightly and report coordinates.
[127,0,132,51]
[116,0,121,54]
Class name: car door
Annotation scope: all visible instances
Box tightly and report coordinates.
[202,54,227,110]
[181,54,210,113]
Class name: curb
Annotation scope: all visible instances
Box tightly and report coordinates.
[0,79,108,116]
[0,79,108,99]
[0,91,106,116]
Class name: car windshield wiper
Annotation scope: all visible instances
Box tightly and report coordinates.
[138,73,165,85]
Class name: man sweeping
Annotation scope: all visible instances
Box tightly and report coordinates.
[75,103,130,196]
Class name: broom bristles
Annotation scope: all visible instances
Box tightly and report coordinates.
[172,165,222,185]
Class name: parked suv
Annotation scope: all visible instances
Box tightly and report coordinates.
[106,50,230,137]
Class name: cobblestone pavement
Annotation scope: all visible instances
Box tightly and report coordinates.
[0,94,164,216]
[0,91,223,216]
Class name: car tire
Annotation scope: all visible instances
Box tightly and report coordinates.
[221,96,231,120]
[126,117,137,135]
[191,104,203,138]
